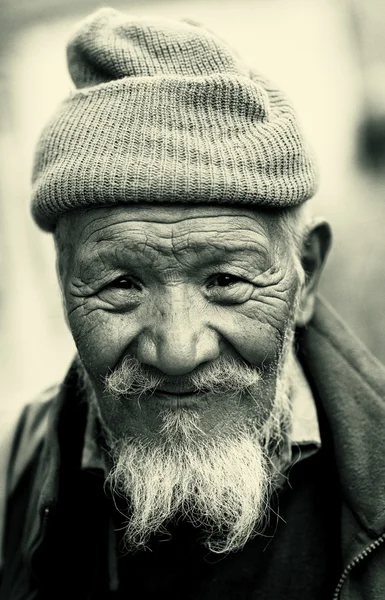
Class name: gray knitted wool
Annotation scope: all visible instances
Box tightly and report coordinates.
[31,8,317,232]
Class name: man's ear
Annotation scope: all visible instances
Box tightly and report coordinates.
[295,218,332,327]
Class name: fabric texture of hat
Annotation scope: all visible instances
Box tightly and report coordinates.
[31,8,318,232]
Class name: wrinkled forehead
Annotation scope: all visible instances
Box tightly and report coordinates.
[58,204,285,258]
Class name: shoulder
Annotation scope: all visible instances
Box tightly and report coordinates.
[300,296,385,402]
[7,388,58,494]
[0,386,58,568]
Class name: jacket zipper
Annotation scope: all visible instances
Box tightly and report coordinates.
[29,506,52,558]
[332,531,385,599]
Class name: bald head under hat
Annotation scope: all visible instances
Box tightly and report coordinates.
[31,8,317,232]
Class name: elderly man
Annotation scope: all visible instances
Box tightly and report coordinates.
[1,8,384,600]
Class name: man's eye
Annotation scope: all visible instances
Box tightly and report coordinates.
[206,273,253,305]
[107,277,141,290]
[209,274,244,287]
[97,276,143,310]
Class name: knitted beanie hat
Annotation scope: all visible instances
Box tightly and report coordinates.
[31,8,317,232]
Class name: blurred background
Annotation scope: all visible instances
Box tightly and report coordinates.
[1,0,385,430]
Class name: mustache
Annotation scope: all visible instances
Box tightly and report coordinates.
[103,356,262,400]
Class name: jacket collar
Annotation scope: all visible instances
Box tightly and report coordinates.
[298,297,385,562]
[23,360,90,560]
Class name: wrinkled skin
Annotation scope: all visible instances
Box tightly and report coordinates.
[57,204,330,440]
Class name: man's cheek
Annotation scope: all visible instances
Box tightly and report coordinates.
[227,293,296,364]
[67,308,131,378]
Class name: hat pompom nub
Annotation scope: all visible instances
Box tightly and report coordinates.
[31,7,317,232]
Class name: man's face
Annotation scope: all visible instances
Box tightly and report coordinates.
[59,204,302,441]
[58,203,306,553]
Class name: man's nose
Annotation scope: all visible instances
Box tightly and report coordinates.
[135,288,220,376]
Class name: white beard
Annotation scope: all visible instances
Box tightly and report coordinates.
[102,342,297,555]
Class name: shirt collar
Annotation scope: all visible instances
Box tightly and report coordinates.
[81,401,106,473]
[278,356,322,476]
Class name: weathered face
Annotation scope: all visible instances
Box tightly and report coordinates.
[58,204,302,440]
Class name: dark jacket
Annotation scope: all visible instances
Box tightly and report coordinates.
[0,297,385,599]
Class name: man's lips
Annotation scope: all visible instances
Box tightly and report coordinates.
[156,387,199,396]
[153,388,207,408]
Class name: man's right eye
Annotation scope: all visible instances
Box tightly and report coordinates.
[97,276,144,310]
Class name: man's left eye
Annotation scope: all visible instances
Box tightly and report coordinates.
[206,273,253,304]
